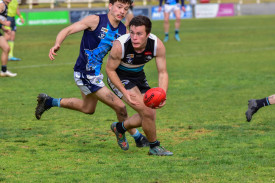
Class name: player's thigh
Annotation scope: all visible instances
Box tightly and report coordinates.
[174,9,181,19]
[81,91,99,112]
[94,86,125,110]
[0,36,9,51]
[164,12,170,21]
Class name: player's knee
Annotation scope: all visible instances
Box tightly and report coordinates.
[116,104,127,118]
[3,45,10,53]
[82,108,95,115]
[142,108,156,120]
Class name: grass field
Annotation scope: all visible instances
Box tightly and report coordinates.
[1,15,275,182]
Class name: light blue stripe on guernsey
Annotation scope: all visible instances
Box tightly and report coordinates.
[266,97,270,105]
[118,65,144,72]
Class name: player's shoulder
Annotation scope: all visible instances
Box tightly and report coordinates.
[117,33,131,43]
[148,33,158,41]
[80,14,100,29]
[0,1,5,11]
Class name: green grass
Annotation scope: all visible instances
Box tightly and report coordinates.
[1,15,275,182]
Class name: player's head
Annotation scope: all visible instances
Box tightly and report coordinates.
[109,0,132,5]
[129,15,152,35]
[129,16,152,50]
[109,0,132,21]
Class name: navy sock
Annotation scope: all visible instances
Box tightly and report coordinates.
[45,97,53,107]
[256,97,270,108]
[116,122,127,134]
[165,33,169,37]
[149,140,160,148]
[175,30,179,34]
[1,66,7,72]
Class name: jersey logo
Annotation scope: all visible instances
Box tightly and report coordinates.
[98,27,108,39]
[144,51,152,55]
[126,54,134,64]
[98,26,121,41]
[145,55,153,62]
[121,80,130,86]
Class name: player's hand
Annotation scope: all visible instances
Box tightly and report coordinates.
[20,18,25,24]
[182,6,186,12]
[155,98,166,109]
[158,6,162,12]
[49,44,60,60]
[4,20,11,27]
[2,26,11,33]
[124,91,139,106]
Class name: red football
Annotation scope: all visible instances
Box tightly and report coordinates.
[143,87,166,108]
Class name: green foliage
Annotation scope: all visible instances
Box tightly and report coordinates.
[1,15,275,182]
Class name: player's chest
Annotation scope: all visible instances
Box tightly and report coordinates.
[123,50,154,65]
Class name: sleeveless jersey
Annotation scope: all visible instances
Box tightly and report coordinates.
[74,14,126,76]
[116,33,157,77]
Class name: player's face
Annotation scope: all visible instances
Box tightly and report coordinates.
[109,2,130,21]
[129,25,150,51]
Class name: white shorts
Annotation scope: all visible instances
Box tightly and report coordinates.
[164,3,181,13]
[74,71,105,95]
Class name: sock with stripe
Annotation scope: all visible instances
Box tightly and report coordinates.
[256,97,270,109]
[45,97,62,108]
[149,140,160,148]
[116,122,127,134]
[131,129,142,142]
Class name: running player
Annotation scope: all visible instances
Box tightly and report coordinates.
[158,0,186,42]
[106,15,173,156]
[4,0,24,61]
[35,0,149,149]
[0,0,17,77]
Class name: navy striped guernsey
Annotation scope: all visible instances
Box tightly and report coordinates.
[74,14,126,76]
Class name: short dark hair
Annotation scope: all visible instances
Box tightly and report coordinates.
[109,0,132,6]
[129,15,152,35]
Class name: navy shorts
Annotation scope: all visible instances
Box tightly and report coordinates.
[74,71,105,95]
[7,16,16,31]
[107,70,150,98]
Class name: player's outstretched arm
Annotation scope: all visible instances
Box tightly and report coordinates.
[155,38,169,108]
[49,15,99,61]
[16,7,24,24]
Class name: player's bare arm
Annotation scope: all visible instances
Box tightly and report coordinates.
[106,41,127,94]
[16,8,24,24]
[49,15,100,61]
[106,41,139,106]
[155,38,169,108]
